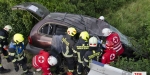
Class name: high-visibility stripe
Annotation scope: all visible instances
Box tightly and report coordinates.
[9,53,15,56]
[84,58,89,62]
[0,36,5,39]
[114,42,122,52]
[72,48,77,53]
[68,69,74,72]
[23,70,27,72]
[77,65,81,74]
[12,59,17,62]
[62,46,73,57]
[32,56,39,68]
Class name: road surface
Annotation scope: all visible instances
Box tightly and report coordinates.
[0,56,41,75]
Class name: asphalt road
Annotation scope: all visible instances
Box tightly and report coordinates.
[0,56,41,75]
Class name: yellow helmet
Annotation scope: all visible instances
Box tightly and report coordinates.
[67,27,77,36]
[13,33,24,43]
[79,31,89,41]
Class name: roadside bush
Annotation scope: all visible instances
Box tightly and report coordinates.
[0,0,149,74]
[111,57,150,75]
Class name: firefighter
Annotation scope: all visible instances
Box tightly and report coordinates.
[0,25,12,73]
[101,41,117,64]
[8,33,33,75]
[72,31,89,75]
[98,16,109,23]
[32,49,57,75]
[61,27,77,75]
[98,16,105,21]
[102,28,124,57]
[83,36,103,73]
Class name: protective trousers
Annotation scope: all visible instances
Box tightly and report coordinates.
[77,62,84,75]
[0,48,9,64]
[66,57,75,72]
[14,57,28,73]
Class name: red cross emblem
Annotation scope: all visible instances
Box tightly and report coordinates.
[38,56,45,63]
[113,36,118,44]
[110,54,115,60]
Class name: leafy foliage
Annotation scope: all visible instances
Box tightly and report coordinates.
[0,0,149,74]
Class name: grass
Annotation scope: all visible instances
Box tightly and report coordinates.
[105,0,150,74]
[106,0,150,36]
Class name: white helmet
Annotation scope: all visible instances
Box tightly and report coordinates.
[89,36,98,47]
[4,25,12,32]
[47,56,57,66]
[102,28,112,36]
[99,16,105,21]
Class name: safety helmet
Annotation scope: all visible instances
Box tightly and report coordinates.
[67,27,77,36]
[106,41,114,49]
[48,56,58,66]
[4,25,12,32]
[99,16,105,21]
[89,36,98,47]
[13,33,24,43]
[102,28,112,37]
[79,31,89,41]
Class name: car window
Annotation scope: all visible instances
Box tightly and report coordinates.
[51,24,68,35]
[39,23,53,35]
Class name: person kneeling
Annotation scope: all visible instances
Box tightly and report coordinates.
[32,49,57,75]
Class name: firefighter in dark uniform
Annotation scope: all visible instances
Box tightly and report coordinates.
[8,33,33,75]
[72,31,89,75]
[62,27,77,75]
[0,25,12,73]
[83,36,103,73]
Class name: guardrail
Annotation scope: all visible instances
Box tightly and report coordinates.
[88,60,132,75]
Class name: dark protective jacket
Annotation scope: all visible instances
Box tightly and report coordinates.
[72,38,89,63]
[0,29,9,51]
[61,34,76,58]
[8,40,25,63]
[83,47,103,69]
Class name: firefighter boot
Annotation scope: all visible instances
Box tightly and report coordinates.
[0,67,11,74]
[22,71,34,75]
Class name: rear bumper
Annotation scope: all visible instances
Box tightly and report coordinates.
[26,43,42,54]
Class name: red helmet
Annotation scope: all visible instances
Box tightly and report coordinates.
[106,41,114,49]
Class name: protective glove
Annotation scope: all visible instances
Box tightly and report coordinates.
[3,45,8,50]
[36,68,41,72]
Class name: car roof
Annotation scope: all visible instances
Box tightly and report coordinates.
[45,12,110,36]
[44,12,131,46]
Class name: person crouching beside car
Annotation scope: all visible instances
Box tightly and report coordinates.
[32,49,58,75]
[102,28,124,57]
[101,41,117,64]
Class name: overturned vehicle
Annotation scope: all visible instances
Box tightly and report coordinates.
[11,2,136,60]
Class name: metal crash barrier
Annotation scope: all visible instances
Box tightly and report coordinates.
[88,60,132,75]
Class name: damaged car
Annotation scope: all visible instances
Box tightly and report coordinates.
[11,2,135,59]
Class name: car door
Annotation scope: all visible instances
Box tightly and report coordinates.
[37,22,68,48]
[12,2,50,21]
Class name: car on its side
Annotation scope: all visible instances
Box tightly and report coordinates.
[12,2,135,58]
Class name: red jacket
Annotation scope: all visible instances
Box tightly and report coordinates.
[32,50,52,75]
[106,32,124,56]
[101,49,116,64]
